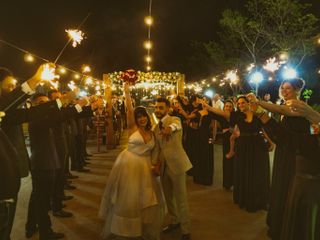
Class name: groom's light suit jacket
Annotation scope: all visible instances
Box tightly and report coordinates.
[152,115,192,175]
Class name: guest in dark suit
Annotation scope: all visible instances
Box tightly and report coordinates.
[26,94,66,240]
[48,90,79,218]
[0,64,55,240]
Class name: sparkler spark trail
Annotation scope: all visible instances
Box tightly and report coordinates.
[53,12,91,64]
[225,70,239,85]
[65,29,84,47]
[41,64,59,81]
[68,80,76,91]
[263,57,286,72]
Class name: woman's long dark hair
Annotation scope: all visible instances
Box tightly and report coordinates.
[134,106,152,131]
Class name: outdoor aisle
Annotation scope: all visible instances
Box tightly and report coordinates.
[12,130,269,240]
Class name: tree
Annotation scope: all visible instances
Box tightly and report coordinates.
[220,8,271,65]
[247,0,319,66]
[219,0,318,66]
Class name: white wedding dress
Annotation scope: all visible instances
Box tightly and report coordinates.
[99,130,163,240]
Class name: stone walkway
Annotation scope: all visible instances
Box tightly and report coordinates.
[12,131,269,240]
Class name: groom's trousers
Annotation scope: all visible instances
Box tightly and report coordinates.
[161,162,190,234]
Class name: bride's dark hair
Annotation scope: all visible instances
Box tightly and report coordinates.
[134,106,152,130]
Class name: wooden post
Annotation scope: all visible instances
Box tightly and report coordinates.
[103,74,116,149]
[96,113,101,153]
[177,74,185,96]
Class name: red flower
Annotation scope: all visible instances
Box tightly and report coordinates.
[121,69,138,85]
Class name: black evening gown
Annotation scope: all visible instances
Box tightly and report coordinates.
[193,113,214,186]
[212,113,234,189]
[185,109,200,176]
[264,117,320,240]
[231,111,270,212]
[263,117,300,239]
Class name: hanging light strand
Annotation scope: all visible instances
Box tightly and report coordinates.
[144,0,153,71]
[0,38,102,84]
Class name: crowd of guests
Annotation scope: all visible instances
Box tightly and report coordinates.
[0,64,103,240]
[1,62,319,240]
[159,78,320,240]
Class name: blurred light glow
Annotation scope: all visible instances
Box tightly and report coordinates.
[144,16,154,26]
[225,70,239,84]
[251,72,264,84]
[151,89,159,95]
[279,52,289,61]
[85,77,93,85]
[82,65,91,73]
[24,53,34,63]
[282,67,297,79]
[59,67,66,74]
[79,91,87,97]
[204,89,214,98]
[247,63,255,72]
[144,40,153,50]
[145,55,152,62]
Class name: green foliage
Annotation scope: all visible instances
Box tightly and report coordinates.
[245,0,319,66]
[303,89,313,99]
[193,0,319,74]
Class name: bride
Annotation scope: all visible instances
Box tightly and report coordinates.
[99,82,163,240]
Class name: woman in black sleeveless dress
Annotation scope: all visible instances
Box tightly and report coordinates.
[203,96,270,212]
[249,79,307,239]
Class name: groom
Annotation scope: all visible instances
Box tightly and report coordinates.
[152,98,192,240]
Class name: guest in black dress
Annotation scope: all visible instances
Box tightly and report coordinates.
[211,100,235,190]
[193,97,214,186]
[181,95,201,176]
[248,78,307,239]
[249,86,320,240]
[179,96,214,185]
[203,96,270,212]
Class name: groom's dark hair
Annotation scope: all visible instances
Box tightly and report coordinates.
[156,97,170,107]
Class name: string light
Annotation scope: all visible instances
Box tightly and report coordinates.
[144,40,153,50]
[24,53,34,63]
[59,67,67,74]
[142,0,154,71]
[82,65,91,73]
[145,55,152,63]
[144,16,154,26]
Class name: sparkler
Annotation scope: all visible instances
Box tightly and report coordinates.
[68,80,76,91]
[247,63,255,72]
[40,64,59,82]
[225,70,239,85]
[65,29,84,47]
[82,65,91,73]
[263,57,286,72]
[85,77,93,85]
[53,12,91,64]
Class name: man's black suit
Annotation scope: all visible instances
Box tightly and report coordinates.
[26,101,63,237]
[1,100,67,239]
[0,86,32,239]
[51,106,82,212]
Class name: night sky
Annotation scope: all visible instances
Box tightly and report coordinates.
[0,0,319,82]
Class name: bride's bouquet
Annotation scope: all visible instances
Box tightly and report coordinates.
[121,69,138,85]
